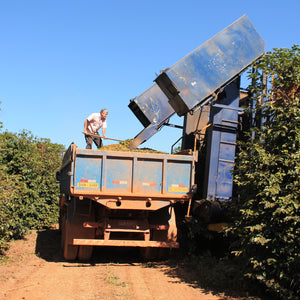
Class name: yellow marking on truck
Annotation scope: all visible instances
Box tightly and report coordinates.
[168,187,188,192]
[77,182,99,188]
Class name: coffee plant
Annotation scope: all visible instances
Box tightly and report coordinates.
[0,128,64,254]
[229,45,300,299]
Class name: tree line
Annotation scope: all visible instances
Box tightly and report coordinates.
[228,45,300,299]
[0,126,64,253]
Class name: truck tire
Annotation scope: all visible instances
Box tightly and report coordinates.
[78,246,94,261]
[77,202,96,261]
[140,247,158,261]
[153,230,170,260]
[63,219,79,261]
[141,206,177,260]
[62,197,96,261]
[60,207,78,260]
[59,209,63,232]
[140,231,170,260]
[61,210,66,249]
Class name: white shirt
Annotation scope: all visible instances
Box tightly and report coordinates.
[87,113,107,133]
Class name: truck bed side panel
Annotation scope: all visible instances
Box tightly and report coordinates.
[62,147,195,199]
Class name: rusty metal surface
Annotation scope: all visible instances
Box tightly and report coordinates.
[73,238,179,248]
[95,198,171,210]
[83,222,170,231]
[106,218,149,231]
[59,144,196,203]
[70,189,194,199]
[83,222,100,228]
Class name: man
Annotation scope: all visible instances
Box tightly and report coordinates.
[84,109,108,149]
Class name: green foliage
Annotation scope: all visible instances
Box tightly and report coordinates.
[0,101,2,130]
[0,129,65,254]
[229,45,300,299]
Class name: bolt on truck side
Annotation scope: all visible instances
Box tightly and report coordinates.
[57,143,196,260]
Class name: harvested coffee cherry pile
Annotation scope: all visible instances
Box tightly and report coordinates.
[101,139,166,154]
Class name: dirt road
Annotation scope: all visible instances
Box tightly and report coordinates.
[0,227,230,300]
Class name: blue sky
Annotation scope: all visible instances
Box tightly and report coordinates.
[0,0,299,152]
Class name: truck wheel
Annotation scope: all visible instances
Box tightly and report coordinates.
[78,246,93,261]
[140,230,167,260]
[158,248,171,259]
[64,244,78,261]
[63,219,79,261]
[140,247,158,261]
[153,230,170,260]
[61,211,66,249]
[59,209,63,232]
[61,209,78,260]
[64,246,78,261]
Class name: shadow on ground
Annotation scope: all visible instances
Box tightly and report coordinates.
[35,227,173,264]
[35,227,269,300]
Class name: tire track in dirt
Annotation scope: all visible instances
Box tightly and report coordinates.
[0,228,224,300]
[108,262,219,300]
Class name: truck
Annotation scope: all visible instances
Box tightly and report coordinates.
[57,15,265,260]
[58,143,197,260]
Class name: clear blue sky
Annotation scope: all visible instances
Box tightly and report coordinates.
[0,0,299,152]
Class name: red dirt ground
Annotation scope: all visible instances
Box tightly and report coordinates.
[0,227,239,300]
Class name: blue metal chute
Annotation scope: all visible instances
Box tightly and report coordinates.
[128,84,175,149]
[129,15,265,150]
[155,15,265,116]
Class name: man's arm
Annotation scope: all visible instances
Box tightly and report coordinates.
[102,127,106,138]
[84,119,89,133]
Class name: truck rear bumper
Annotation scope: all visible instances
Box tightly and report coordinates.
[73,239,179,248]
